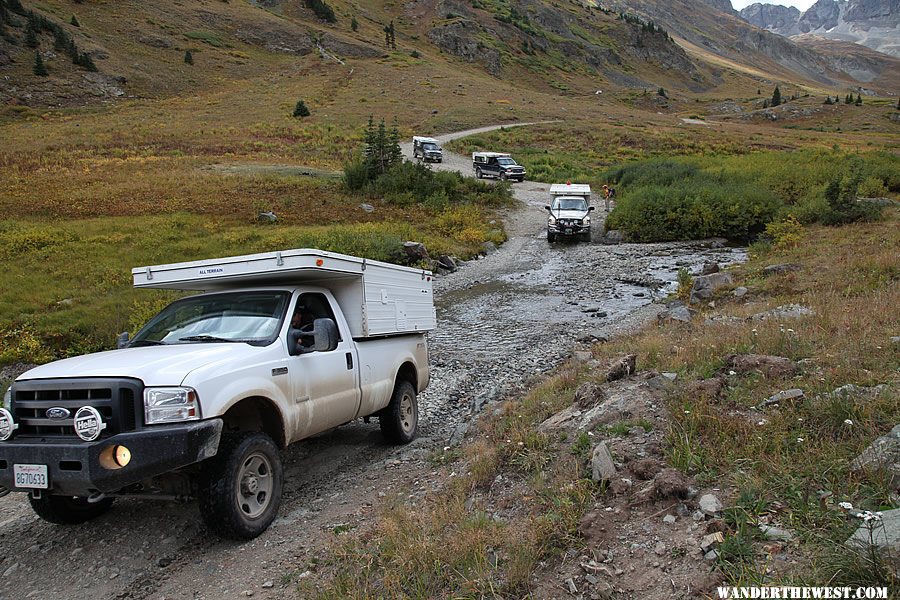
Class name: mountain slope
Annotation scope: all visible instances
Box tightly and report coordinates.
[739,0,900,57]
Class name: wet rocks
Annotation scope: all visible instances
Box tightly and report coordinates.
[749,304,814,321]
[481,241,498,255]
[606,354,636,382]
[689,272,733,303]
[591,442,616,482]
[763,263,802,276]
[698,493,723,516]
[700,262,720,275]
[851,424,900,490]
[724,354,797,379]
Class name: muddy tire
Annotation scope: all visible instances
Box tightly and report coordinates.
[475,167,482,179]
[198,432,283,540]
[500,172,508,182]
[547,232,557,243]
[380,380,418,445]
[29,494,114,525]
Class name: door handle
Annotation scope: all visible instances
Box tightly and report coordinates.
[346,352,353,370]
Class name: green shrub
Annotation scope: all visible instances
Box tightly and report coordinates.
[821,159,883,226]
[858,175,888,198]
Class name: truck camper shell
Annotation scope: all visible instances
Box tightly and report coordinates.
[132,249,436,339]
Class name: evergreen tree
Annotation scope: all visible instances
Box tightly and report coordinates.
[53,28,68,51]
[855,94,862,106]
[24,21,38,47]
[70,15,79,27]
[824,96,833,105]
[66,38,78,62]
[184,50,193,65]
[845,93,852,104]
[770,85,781,107]
[383,20,395,49]
[77,51,97,71]
[657,87,667,98]
[763,99,769,108]
[896,97,899,110]
[33,50,47,76]
[292,99,310,118]
[351,16,358,32]
[387,119,402,168]
[757,88,761,95]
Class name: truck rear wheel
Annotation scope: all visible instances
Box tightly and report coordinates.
[380,380,418,444]
[198,432,283,540]
[29,494,115,525]
[475,167,482,179]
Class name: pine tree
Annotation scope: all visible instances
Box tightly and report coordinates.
[771,85,781,107]
[292,99,310,118]
[351,16,358,32]
[855,94,862,106]
[896,97,900,110]
[77,52,97,71]
[387,119,402,168]
[184,50,193,65]
[845,93,852,105]
[53,28,68,51]
[70,15,79,27]
[33,50,47,76]
[763,99,769,109]
[824,96,833,105]
[757,88,761,95]
[24,21,38,47]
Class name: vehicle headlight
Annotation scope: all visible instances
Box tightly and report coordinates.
[548,216,557,225]
[584,216,591,225]
[144,387,200,424]
[2,387,10,410]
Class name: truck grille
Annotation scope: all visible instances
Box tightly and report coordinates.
[10,378,143,439]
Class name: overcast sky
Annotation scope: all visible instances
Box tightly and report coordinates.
[730,0,819,10]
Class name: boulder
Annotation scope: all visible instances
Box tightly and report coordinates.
[591,442,616,482]
[685,377,727,400]
[658,305,693,324]
[846,508,900,563]
[689,272,733,303]
[733,286,748,298]
[481,241,498,255]
[762,263,802,276]
[436,255,458,273]
[851,424,900,490]
[725,354,797,379]
[257,211,277,223]
[606,354,636,382]
[759,524,794,542]
[701,262,720,275]
[749,304,814,321]
[402,241,429,261]
[360,203,375,213]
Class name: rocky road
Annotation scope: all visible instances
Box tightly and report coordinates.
[0,125,745,600]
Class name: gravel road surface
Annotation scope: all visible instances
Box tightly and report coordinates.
[0,124,745,600]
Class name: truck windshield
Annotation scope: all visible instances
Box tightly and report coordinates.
[497,158,517,166]
[553,197,588,211]
[423,143,439,151]
[130,291,290,347]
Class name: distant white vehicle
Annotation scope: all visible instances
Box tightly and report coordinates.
[546,183,594,243]
[472,152,526,182]
[412,136,443,163]
[0,249,434,539]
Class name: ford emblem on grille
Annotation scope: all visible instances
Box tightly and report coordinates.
[74,406,106,441]
[45,407,71,420]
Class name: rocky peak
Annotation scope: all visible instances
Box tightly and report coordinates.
[798,0,846,33]
[739,3,801,35]
[700,0,737,15]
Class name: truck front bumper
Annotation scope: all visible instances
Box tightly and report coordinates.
[549,225,590,236]
[0,419,222,495]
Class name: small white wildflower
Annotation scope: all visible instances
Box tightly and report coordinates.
[787,328,795,333]
[728,370,737,376]
[797,437,805,443]
[797,418,804,422]
[838,501,854,511]
[684,410,691,414]
[587,431,595,436]
[517,441,524,447]
[757,420,767,426]
[844,419,853,426]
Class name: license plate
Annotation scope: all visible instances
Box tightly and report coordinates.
[14,464,48,489]
[565,228,573,234]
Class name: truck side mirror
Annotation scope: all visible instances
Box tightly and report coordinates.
[588,206,595,212]
[116,332,130,349]
[312,318,340,353]
[544,205,551,211]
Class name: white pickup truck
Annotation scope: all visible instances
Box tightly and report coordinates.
[546,183,594,243]
[0,249,434,539]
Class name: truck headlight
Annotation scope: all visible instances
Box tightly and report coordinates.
[144,387,200,424]
[584,216,591,226]
[548,216,557,225]
[2,387,10,410]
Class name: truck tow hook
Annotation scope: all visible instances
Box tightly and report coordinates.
[87,492,107,504]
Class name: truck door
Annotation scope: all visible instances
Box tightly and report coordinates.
[287,292,360,439]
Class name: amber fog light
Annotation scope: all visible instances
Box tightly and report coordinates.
[99,444,132,470]
[114,445,131,467]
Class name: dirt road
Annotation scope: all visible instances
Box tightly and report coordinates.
[0,125,745,600]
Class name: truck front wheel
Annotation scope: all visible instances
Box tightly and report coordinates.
[380,380,418,444]
[29,494,115,525]
[198,432,283,540]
